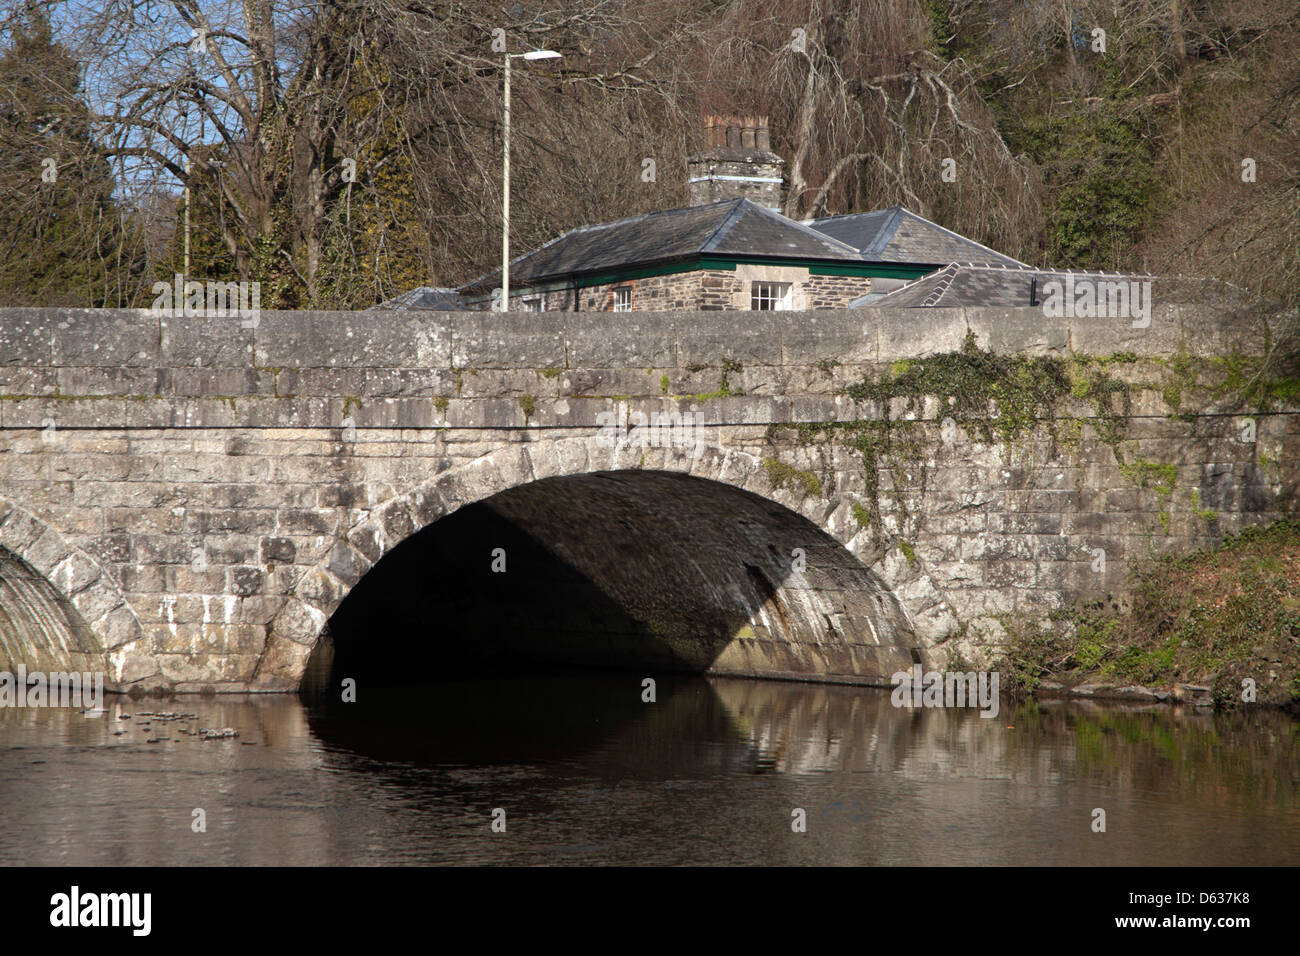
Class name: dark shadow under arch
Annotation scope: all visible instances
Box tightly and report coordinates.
[307,470,917,693]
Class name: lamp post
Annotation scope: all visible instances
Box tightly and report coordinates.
[501,49,562,312]
[183,158,190,281]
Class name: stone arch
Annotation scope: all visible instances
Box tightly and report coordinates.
[256,437,957,689]
[0,497,150,688]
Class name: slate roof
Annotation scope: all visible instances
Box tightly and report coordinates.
[459,198,863,293]
[367,286,465,311]
[858,262,1169,308]
[810,207,1028,268]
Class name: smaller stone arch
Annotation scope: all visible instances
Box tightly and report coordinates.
[257,436,958,689]
[0,497,150,689]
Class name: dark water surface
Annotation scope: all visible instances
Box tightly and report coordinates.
[1,674,1297,865]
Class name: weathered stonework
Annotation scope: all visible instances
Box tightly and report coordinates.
[0,304,1294,693]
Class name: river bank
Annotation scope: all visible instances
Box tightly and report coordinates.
[1000,519,1300,712]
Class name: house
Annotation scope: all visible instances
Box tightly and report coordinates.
[404,116,1031,313]
[457,196,883,311]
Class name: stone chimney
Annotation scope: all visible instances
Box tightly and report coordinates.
[687,114,784,210]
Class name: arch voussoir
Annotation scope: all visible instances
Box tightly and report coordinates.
[298,566,349,616]
[375,498,418,550]
[714,447,759,487]
[489,443,537,488]
[522,437,564,481]
[346,518,386,565]
[632,443,672,472]
[0,497,151,689]
[408,483,451,528]
[555,436,593,475]
[325,539,373,589]
[433,454,505,517]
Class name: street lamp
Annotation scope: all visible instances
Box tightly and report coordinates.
[500,49,562,312]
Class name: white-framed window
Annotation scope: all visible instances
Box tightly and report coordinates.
[612,287,633,312]
[750,281,792,311]
[521,294,545,313]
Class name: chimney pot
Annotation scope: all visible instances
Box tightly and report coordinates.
[688,111,784,210]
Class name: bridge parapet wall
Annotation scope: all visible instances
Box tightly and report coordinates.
[0,305,1278,430]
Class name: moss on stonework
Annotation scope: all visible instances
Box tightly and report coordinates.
[844,331,1078,448]
[1199,336,1300,410]
[1,392,156,402]
[898,539,918,568]
[1118,455,1177,532]
[1126,328,1300,417]
[1191,488,1218,525]
[763,457,822,497]
[771,334,1236,548]
[688,359,743,402]
[1119,456,1176,491]
[539,367,563,379]
[518,394,536,422]
[254,366,288,398]
[1064,356,1132,445]
[433,396,449,412]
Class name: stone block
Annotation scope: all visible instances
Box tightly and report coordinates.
[676,311,785,367]
[451,313,564,369]
[965,308,1068,355]
[254,311,451,369]
[874,307,967,359]
[781,310,879,366]
[52,309,158,367]
[563,311,676,367]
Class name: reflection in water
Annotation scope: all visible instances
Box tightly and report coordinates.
[0,674,1297,865]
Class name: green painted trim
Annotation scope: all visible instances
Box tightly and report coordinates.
[574,255,931,287]
[696,254,927,276]
[809,262,931,279]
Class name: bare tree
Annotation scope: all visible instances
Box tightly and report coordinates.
[695,0,1044,260]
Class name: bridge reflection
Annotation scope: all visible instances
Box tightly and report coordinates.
[2,677,1297,865]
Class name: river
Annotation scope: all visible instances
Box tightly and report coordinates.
[1,673,1297,865]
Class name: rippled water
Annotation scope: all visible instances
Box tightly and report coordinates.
[1,674,1297,865]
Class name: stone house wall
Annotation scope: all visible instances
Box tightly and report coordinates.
[488,267,875,312]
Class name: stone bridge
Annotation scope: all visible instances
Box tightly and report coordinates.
[0,305,1295,694]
